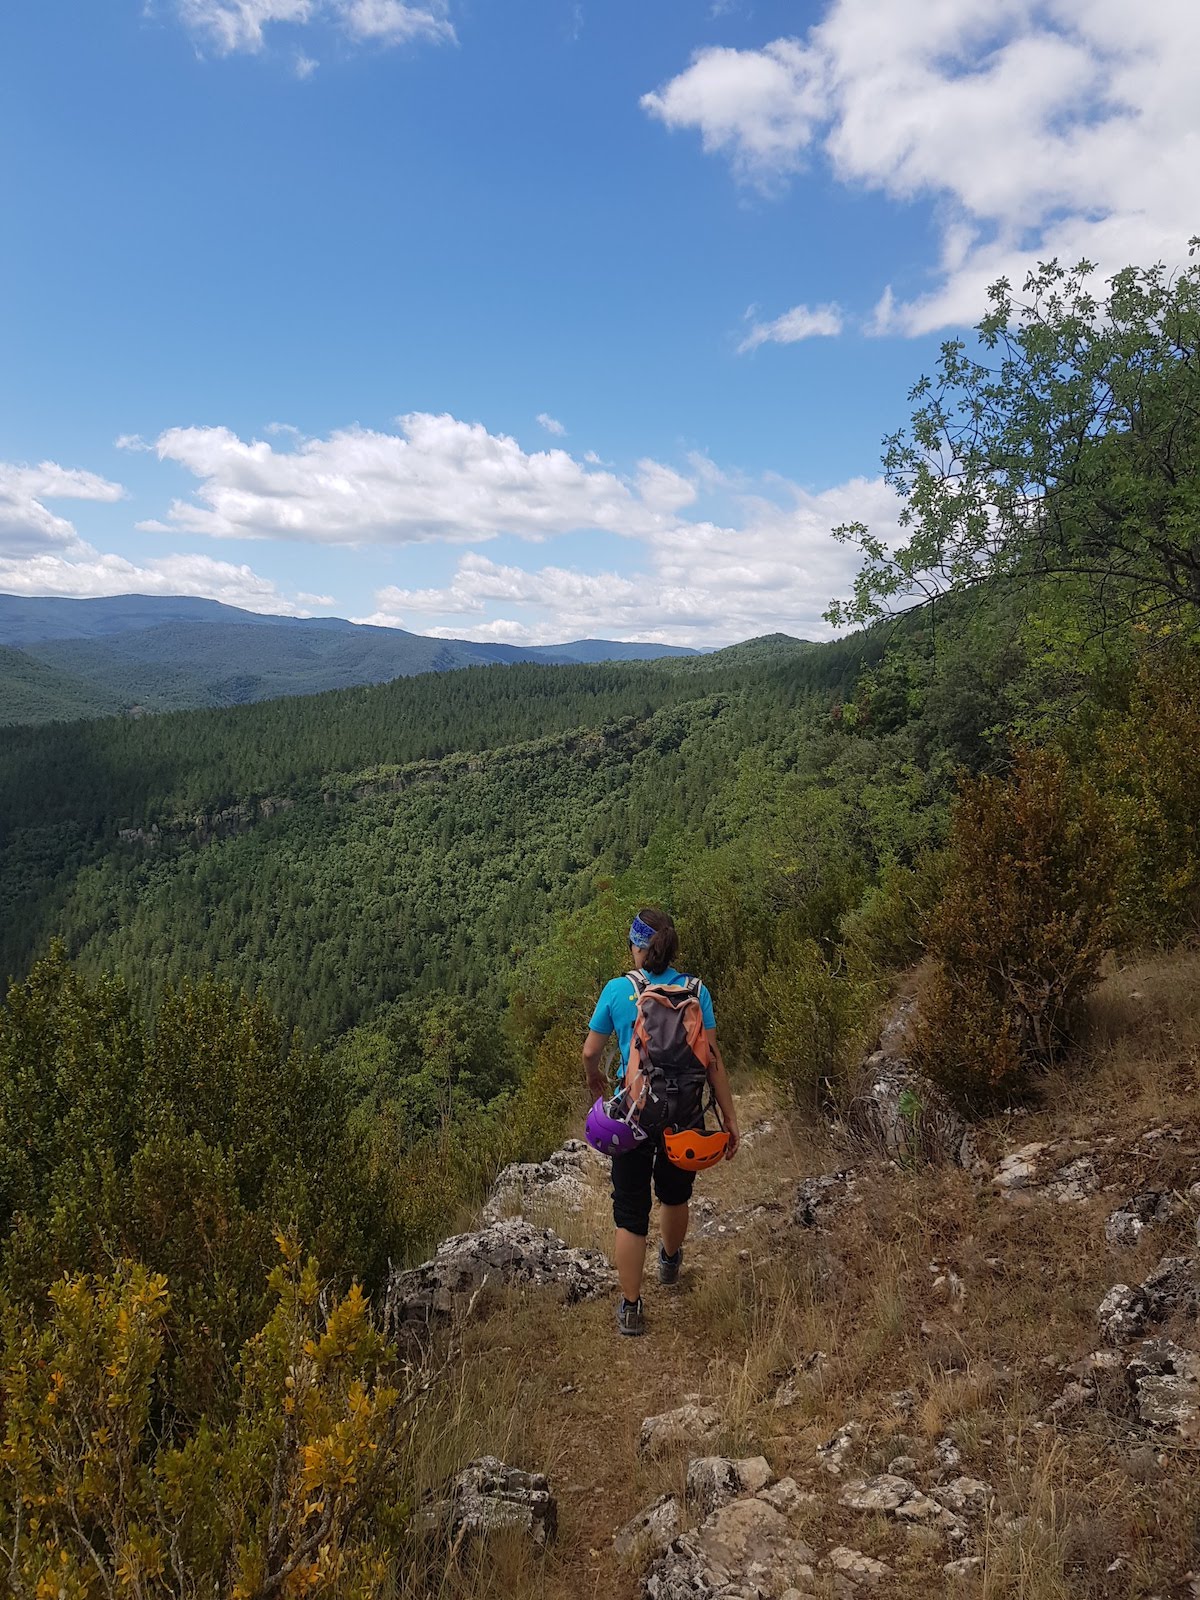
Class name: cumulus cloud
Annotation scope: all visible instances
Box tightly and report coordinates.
[643,2,1200,332]
[536,412,567,437]
[0,461,127,559]
[738,301,844,352]
[641,38,826,187]
[0,548,316,614]
[356,475,900,646]
[0,454,323,616]
[142,414,692,545]
[175,0,453,55]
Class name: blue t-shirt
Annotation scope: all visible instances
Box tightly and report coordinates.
[588,967,716,1075]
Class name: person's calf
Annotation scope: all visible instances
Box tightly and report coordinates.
[614,1226,648,1302]
[660,1200,688,1257]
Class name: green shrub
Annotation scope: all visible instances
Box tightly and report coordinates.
[762,938,877,1115]
[0,1243,420,1599]
[915,748,1117,1109]
[1094,646,1200,945]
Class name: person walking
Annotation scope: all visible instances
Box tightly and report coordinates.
[582,907,740,1336]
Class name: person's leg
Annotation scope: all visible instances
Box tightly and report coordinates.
[614,1228,648,1301]
[611,1141,654,1303]
[660,1202,689,1256]
[654,1147,695,1272]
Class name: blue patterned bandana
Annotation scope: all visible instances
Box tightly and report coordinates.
[629,915,656,949]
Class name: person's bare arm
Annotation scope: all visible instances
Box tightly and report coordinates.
[705,1029,740,1159]
[582,1030,610,1100]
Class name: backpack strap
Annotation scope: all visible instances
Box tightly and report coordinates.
[626,969,649,992]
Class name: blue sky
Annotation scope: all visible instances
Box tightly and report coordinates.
[1,1,1195,644]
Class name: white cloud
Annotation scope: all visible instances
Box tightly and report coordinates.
[0,461,127,559]
[175,0,453,55]
[143,414,692,545]
[0,454,322,616]
[177,0,315,53]
[334,0,454,45]
[0,549,316,615]
[641,38,827,187]
[356,475,900,646]
[644,2,1200,332]
[536,412,567,437]
[738,301,844,352]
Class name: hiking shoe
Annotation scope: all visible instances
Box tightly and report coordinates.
[658,1245,683,1286]
[617,1296,645,1336]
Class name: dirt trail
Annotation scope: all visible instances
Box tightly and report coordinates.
[444,1091,812,1600]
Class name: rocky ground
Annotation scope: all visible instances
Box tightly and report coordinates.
[401,959,1200,1600]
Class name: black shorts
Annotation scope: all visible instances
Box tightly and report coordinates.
[611,1137,696,1236]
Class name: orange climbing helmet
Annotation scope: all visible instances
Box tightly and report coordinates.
[663,1126,730,1172]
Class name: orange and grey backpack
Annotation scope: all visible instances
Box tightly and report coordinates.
[623,971,716,1145]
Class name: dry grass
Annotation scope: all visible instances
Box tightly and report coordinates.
[389,970,1200,1600]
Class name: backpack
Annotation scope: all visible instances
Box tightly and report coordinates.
[623,971,713,1138]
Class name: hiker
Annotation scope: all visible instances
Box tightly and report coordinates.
[581,907,740,1336]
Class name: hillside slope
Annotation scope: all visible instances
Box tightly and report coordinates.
[415,959,1200,1600]
[0,593,701,722]
[0,644,122,725]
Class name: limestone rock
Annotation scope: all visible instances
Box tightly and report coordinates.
[1097,1283,1148,1345]
[793,1171,857,1229]
[933,1476,994,1515]
[640,1403,722,1457]
[828,1546,891,1585]
[995,1142,1050,1190]
[816,1421,860,1474]
[840,1474,964,1537]
[643,1495,817,1600]
[415,1456,556,1549]
[849,1053,982,1171]
[1105,1192,1177,1247]
[385,1218,612,1327]
[945,1555,986,1578]
[839,1474,912,1514]
[1141,1255,1200,1322]
[1046,1155,1100,1203]
[1126,1338,1200,1436]
[483,1140,591,1223]
[615,1495,682,1565]
[687,1457,773,1517]
[756,1478,814,1514]
[694,1498,817,1593]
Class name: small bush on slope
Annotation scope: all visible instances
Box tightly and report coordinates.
[915,747,1118,1108]
[0,1241,419,1599]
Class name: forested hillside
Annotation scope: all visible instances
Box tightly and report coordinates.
[0,633,886,1037]
[0,593,700,723]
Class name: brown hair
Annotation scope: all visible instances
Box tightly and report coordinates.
[634,907,679,976]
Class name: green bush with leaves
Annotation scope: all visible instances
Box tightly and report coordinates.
[915,748,1118,1108]
[761,938,877,1115]
[0,1243,421,1599]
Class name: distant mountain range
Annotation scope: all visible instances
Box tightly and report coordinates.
[0,594,703,725]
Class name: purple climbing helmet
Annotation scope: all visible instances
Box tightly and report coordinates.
[585,1094,645,1157]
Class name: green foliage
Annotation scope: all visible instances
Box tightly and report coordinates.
[0,1243,419,1598]
[915,748,1119,1108]
[0,955,387,1417]
[1093,646,1200,944]
[830,249,1200,635]
[761,938,878,1114]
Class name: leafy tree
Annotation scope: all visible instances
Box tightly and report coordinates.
[829,249,1200,635]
